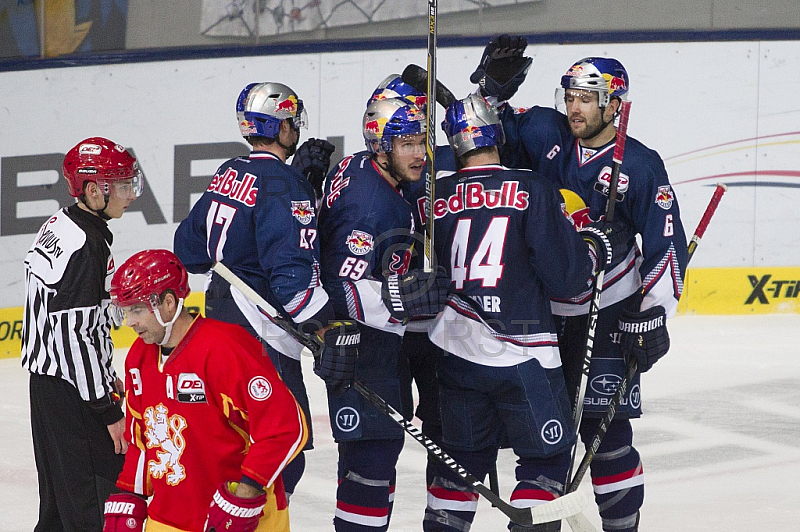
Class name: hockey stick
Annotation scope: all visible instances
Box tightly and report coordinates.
[401,63,456,109]
[422,0,438,273]
[566,182,728,494]
[566,100,632,484]
[211,261,589,526]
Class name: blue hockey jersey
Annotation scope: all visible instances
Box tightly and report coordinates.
[318,152,416,335]
[428,164,596,368]
[174,151,329,355]
[500,106,687,317]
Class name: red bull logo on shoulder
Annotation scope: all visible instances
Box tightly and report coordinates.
[291,200,315,225]
[346,230,374,256]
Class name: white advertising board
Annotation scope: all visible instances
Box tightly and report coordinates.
[0,40,797,308]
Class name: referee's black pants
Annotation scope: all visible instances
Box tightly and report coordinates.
[30,373,125,531]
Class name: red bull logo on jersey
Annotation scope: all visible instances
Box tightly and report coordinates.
[433,181,530,219]
[347,230,374,256]
[594,166,629,201]
[291,200,315,225]
[655,185,675,210]
[207,167,258,207]
[273,95,298,115]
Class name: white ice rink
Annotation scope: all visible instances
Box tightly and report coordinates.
[2,314,799,531]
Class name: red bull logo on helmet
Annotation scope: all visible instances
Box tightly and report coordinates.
[273,95,298,115]
[364,118,386,135]
[565,64,585,77]
[291,200,315,225]
[410,95,428,108]
[603,73,627,95]
[655,185,675,210]
[346,230,374,256]
[460,125,483,142]
[239,119,257,135]
[406,107,425,122]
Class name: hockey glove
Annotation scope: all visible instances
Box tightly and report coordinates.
[314,321,360,395]
[469,34,533,103]
[381,267,450,324]
[205,481,266,532]
[291,138,336,199]
[103,492,147,532]
[579,220,631,274]
[619,305,670,373]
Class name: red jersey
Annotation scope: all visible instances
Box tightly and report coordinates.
[117,316,308,531]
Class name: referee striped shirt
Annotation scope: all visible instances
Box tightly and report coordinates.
[22,205,118,403]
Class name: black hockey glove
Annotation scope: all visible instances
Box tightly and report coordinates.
[314,321,360,395]
[619,305,670,373]
[579,219,631,274]
[469,34,533,102]
[291,138,336,199]
[381,267,450,324]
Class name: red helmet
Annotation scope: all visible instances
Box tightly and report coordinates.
[63,137,142,198]
[110,249,190,310]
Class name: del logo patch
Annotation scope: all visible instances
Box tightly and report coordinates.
[593,166,629,201]
[291,200,315,225]
[248,376,273,401]
[655,185,674,209]
[346,230,374,256]
[177,373,207,403]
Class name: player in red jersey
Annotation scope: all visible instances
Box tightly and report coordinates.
[103,249,308,532]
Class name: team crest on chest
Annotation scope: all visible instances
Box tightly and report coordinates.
[290,200,315,225]
[144,404,187,486]
[655,185,674,209]
[346,230,374,256]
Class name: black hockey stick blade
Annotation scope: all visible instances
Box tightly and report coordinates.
[402,63,456,108]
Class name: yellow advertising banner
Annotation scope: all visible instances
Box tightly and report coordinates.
[0,293,205,360]
[679,267,800,314]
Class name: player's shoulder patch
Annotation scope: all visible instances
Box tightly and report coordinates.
[655,185,675,209]
[290,200,315,225]
[248,376,273,401]
[346,229,374,256]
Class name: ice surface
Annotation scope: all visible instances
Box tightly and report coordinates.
[2,315,799,531]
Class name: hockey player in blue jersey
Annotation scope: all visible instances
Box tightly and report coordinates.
[424,93,627,532]
[366,74,457,493]
[471,37,689,531]
[317,96,449,531]
[173,81,359,503]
